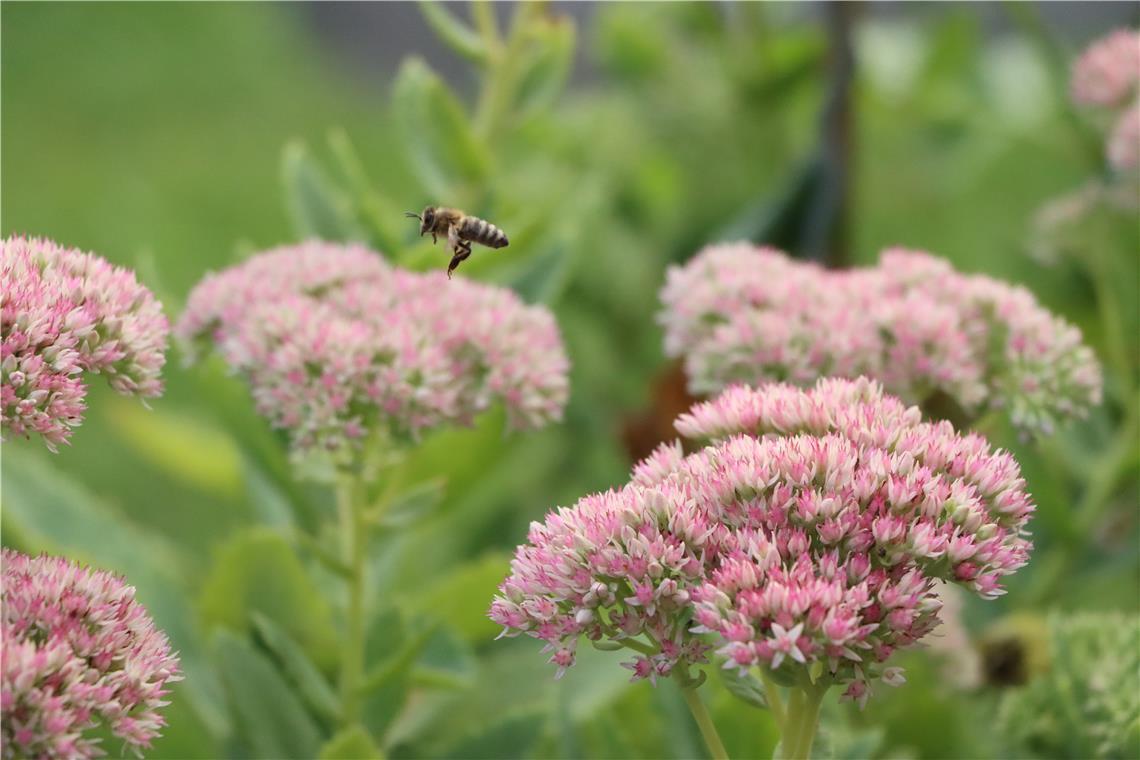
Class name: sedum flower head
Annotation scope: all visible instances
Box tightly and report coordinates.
[659,244,1102,436]
[491,378,1035,704]
[1,236,169,451]
[1071,29,1140,108]
[1,550,181,758]
[175,241,569,455]
[1070,29,1140,173]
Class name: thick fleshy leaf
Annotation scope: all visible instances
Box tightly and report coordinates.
[418,2,488,64]
[282,140,363,241]
[412,627,477,689]
[199,528,339,672]
[718,667,769,710]
[392,58,490,198]
[513,17,576,119]
[371,478,446,529]
[399,552,510,644]
[214,630,323,759]
[251,612,340,724]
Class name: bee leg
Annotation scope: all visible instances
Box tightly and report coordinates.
[447,240,472,279]
[446,224,463,251]
[431,233,438,244]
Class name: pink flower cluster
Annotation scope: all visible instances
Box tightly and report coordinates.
[175,241,569,455]
[1,236,169,451]
[659,244,1101,436]
[490,378,1035,705]
[1071,28,1140,172]
[1,550,181,758]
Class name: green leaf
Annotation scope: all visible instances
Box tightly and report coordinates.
[391,58,490,199]
[371,478,446,529]
[199,528,339,672]
[718,667,769,710]
[319,724,385,760]
[362,608,435,693]
[103,397,243,501]
[359,608,430,741]
[412,627,477,689]
[214,630,323,759]
[716,157,824,254]
[325,129,407,256]
[398,552,510,644]
[251,612,340,724]
[418,2,488,64]
[437,710,547,760]
[508,240,571,304]
[513,17,576,118]
[282,139,363,240]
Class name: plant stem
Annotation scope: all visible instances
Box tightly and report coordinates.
[779,688,805,759]
[759,669,786,728]
[680,683,730,760]
[336,473,367,727]
[795,684,827,759]
[778,683,828,759]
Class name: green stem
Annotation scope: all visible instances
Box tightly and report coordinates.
[779,688,805,759]
[759,669,786,729]
[680,683,730,760]
[794,684,827,759]
[777,684,828,759]
[336,474,367,727]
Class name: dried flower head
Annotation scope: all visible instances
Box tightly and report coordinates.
[1,550,181,758]
[1,236,169,451]
[491,378,1035,704]
[175,241,569,455]
[659,244,1101,435]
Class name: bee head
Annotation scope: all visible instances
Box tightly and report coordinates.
[405,206,435,237]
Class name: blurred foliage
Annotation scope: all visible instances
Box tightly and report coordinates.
[996,613,1140,759]
[2,2,1138,759]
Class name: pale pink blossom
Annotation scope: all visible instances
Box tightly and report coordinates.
[175,241,569,455]
[491,378,1035,702]
[1,236,169,450]
[1071,29,1140,107]
[659,244,1101,435]
[1,550,181,758]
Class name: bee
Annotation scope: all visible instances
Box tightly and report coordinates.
[405,206,509,278]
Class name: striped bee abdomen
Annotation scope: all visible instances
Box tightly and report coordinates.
[460,216,509,249]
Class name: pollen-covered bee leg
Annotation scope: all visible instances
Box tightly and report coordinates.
[447,240,472,279]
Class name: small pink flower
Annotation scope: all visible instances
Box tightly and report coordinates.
[2,236,168,450]
[768,622,807,669]
[2,550,181,758]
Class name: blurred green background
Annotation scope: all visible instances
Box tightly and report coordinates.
[3,3,1137,758]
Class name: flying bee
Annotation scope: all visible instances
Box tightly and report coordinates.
[405,206,509,278]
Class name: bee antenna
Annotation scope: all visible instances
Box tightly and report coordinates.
[404,211,422,220]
